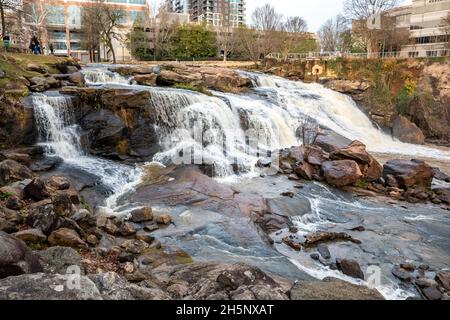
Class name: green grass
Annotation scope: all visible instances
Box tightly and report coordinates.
[174,83,213,96]
[0,191,12,201]
[80,196,91,210]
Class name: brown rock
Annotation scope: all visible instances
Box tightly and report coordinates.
[337,259,364,280]
[46,176,71,190]
[48,228,88,249]
[322,160,363,187]
[156,214,172,225]
[392,115,425,145]
[13,228,47,245]
[383,159,434,189]
[436,271,450,291]
[303,231,361,247]
[130,207,153,223]
[0,160,33,186]
[134,74,157,86]
[24,178,50,201]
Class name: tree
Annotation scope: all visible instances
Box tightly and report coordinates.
[215,25,236,62]
[0,0,20,38]
[172,24,216,59]
[279,16,308,61]
[24,1,50,45]
[318,14,350,52]
[153,6,179,59]
[128,14,152,60]
[251,4,284,64]
[344,0,399,53]
[235,26,263,66]
[83,0,126,64]
[442,13,450,49]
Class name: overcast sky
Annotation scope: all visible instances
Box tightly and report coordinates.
[157,0,411,33]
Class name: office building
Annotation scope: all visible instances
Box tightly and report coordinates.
[184,0,245,27]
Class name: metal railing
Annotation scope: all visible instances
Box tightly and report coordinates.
[267,49,450,61]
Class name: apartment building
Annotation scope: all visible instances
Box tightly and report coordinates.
[23,0,150,62]
[176,0,245,27]
[402,0,450,57]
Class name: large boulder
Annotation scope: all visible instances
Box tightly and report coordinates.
[26,199,59,235]
[0,231,43,279]
[0,160,33,186]
[68,72,85,86]
[0,273,102,300]
[13,228,47,246]
[37,246,85,275]
[336,259,365,280]
[290,277,384,300]
[111,65,156,76]
[48,228,88,250]
[321,160,363,187]
[314,131,351,153]
[134,74,157,86]
[392,115,425,145]
[28,76,60,92]
[100,88,150,109]
[383,159,434,189]
[24,178,50,201]
[157,69,203,87]
[330,140,382,182]
[324,80,370,94]
[0,205,22,233]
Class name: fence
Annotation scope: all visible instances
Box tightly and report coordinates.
[267,49,450,61]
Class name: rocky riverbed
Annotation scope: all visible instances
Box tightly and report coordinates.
[1,59,450,300]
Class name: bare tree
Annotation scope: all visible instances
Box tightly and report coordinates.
[23,1,51,44]
[280,16,308,61]
[252,3,283,31]
[296,117,320,145]
[318,14,350,52]
[344,0,399,20]
[83,0,126,64]
[442,13,450,49]
[235,26,263,66]
[215,25,236,62]
[344,0,399,53]
[0,0,20,38]
[81,4,102,62]
[152,5,179,59]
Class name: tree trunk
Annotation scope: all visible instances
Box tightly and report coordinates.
[223,49,227,62]
[109,40,116,64]
[1,5,5,38]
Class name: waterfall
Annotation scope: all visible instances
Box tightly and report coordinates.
[81,68,131,85]
[31,93,142,213]
[32,94,83,159]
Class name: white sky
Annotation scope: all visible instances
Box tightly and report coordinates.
[157,0,412,33]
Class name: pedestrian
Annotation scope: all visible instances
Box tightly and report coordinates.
[2,35,10,50]
[49,43,54,55]
[29,39,35,54]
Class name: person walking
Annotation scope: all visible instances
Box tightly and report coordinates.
[2,35,10,50]
[49,43,54,55]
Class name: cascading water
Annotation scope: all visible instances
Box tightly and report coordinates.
[31,93,142,213]
[81,68,132,85]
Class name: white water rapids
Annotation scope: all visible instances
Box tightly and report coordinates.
[29,66,450,300]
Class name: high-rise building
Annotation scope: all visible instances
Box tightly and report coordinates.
[23,0,150,62]
[173,0,190,13]
[177,0,245,27]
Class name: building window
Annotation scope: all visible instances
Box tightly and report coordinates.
[408,51,419,58]
[46,5,65,25]
[426,50,438,57]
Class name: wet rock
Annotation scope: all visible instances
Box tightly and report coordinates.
[383,159,434,189]
[336,259,364,280]
[0,160,33,186]
[282,237,301,251]
[119,222,137,237]
[156,214,172,225]
[330,140,382,182]
[422,286,442,300]
[68,72,85,86]
[48,228,88,249]
[13,229,47,245]
[433,168,450,182]
[143,223,159,233]
[0,273,101,300]
[0,231,43,279]
[392,115,425,145]
[111,65,156,76]
[135,232,155,244]
[310,253,320,260]
[392,266,414,282]
[37,246,85,275]
[350,226,365,232]
[303,231,361,247]
[435,271,450,291]
[293,161,315,180]
[130,207,153,223]
[26,200,59,235]
[290,277,384,300]
[46,176,71,190]
[0,151,31,165]
[317,244,331,260]
[24,178,50,201]
[281,191,295,198]
[133,74,157,86]
[433,187,450,205]
[415,277,438,288]
[400,263,416,272]
[121,239,150,254]
[314,130,351,153]
[29,156,62,172]
[28,76,60,92]
[118,252,134,263]
[5,195,23,210]
[322,160,363,187]
[51,192,73,216]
